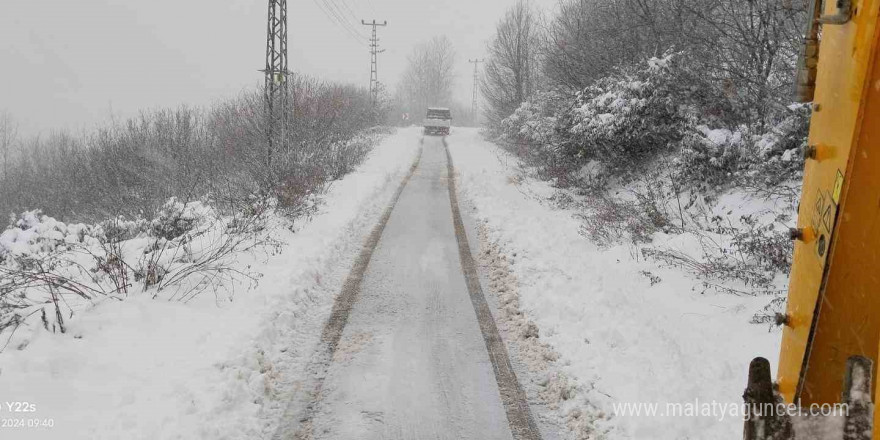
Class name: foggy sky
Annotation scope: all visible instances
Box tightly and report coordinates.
[0,0,556,137]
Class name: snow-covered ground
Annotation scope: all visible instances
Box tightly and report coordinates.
[0,128,422,440]
[447,128,783,439]
[1,126,786,440]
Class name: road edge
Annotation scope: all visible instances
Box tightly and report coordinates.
[444,138,544,440]
[273,141,424,440]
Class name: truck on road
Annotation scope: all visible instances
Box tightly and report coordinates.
[423,107,452,136]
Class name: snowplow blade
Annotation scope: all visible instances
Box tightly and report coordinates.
[743,356,874,440]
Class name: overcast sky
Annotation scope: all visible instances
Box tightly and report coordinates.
[0,0,556,137]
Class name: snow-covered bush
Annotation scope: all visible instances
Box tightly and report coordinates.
[99,216,149,243]
[742,104,810,190]
[1,198,273,348]
[559,54,687,172]
[678,126,752,190]
[499,52,807,192]
[1,211,100,258]
[501,91,564,148]
[150,198,213,241]
[498,92,577,182]
[677,106,809,191]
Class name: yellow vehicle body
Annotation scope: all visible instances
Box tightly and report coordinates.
[777,0,880,416]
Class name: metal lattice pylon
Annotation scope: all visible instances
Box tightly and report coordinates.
[469,59,484,125]
[263,0,290,168]
[362,20,387,105]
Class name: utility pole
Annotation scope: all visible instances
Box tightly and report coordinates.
[262,0,290,169]
[361,19,388,105]
[468,59,484,126]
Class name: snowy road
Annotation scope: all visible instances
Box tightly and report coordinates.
[300,136,537,439]
[0,127,785,440]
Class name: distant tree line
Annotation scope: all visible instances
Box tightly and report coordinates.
[0,75,383,223]
[390,36,462,125]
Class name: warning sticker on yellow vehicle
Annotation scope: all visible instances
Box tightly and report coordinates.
[832,170,844,205]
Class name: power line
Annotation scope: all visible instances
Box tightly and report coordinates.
[324,0,369,39]
[337,0,361,23]
[310,0,368,43]
[362,19,388,105]
[322,0,369,41]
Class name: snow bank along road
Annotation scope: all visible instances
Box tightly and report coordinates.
[0,128,425,440]
[447,128,783,439]
[277,135,542,439]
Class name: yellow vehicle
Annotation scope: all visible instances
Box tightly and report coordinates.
[744,0,880,438]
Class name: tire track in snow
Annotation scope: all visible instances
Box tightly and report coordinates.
[276,137,542,440]
[444,138,543,440]
[273,143,424,440]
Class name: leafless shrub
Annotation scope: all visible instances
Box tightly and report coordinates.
[149,211,270,303]
[751,296,787,326]
[92,245,132,296]
[577,168,691,245]
[0,75,382,224]
[739,180,801,206]
[324,134,376,180]
[0,197,281,351]
[1,251,126,350]
[578,193,657,245]
[641,219,791,296]
[707,213,794,275]
[642,246,771,293]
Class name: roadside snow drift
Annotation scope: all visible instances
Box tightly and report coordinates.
[447,128,782,439]
[0,128,422,440]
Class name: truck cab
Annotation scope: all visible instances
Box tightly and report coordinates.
[423,108,452,136]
